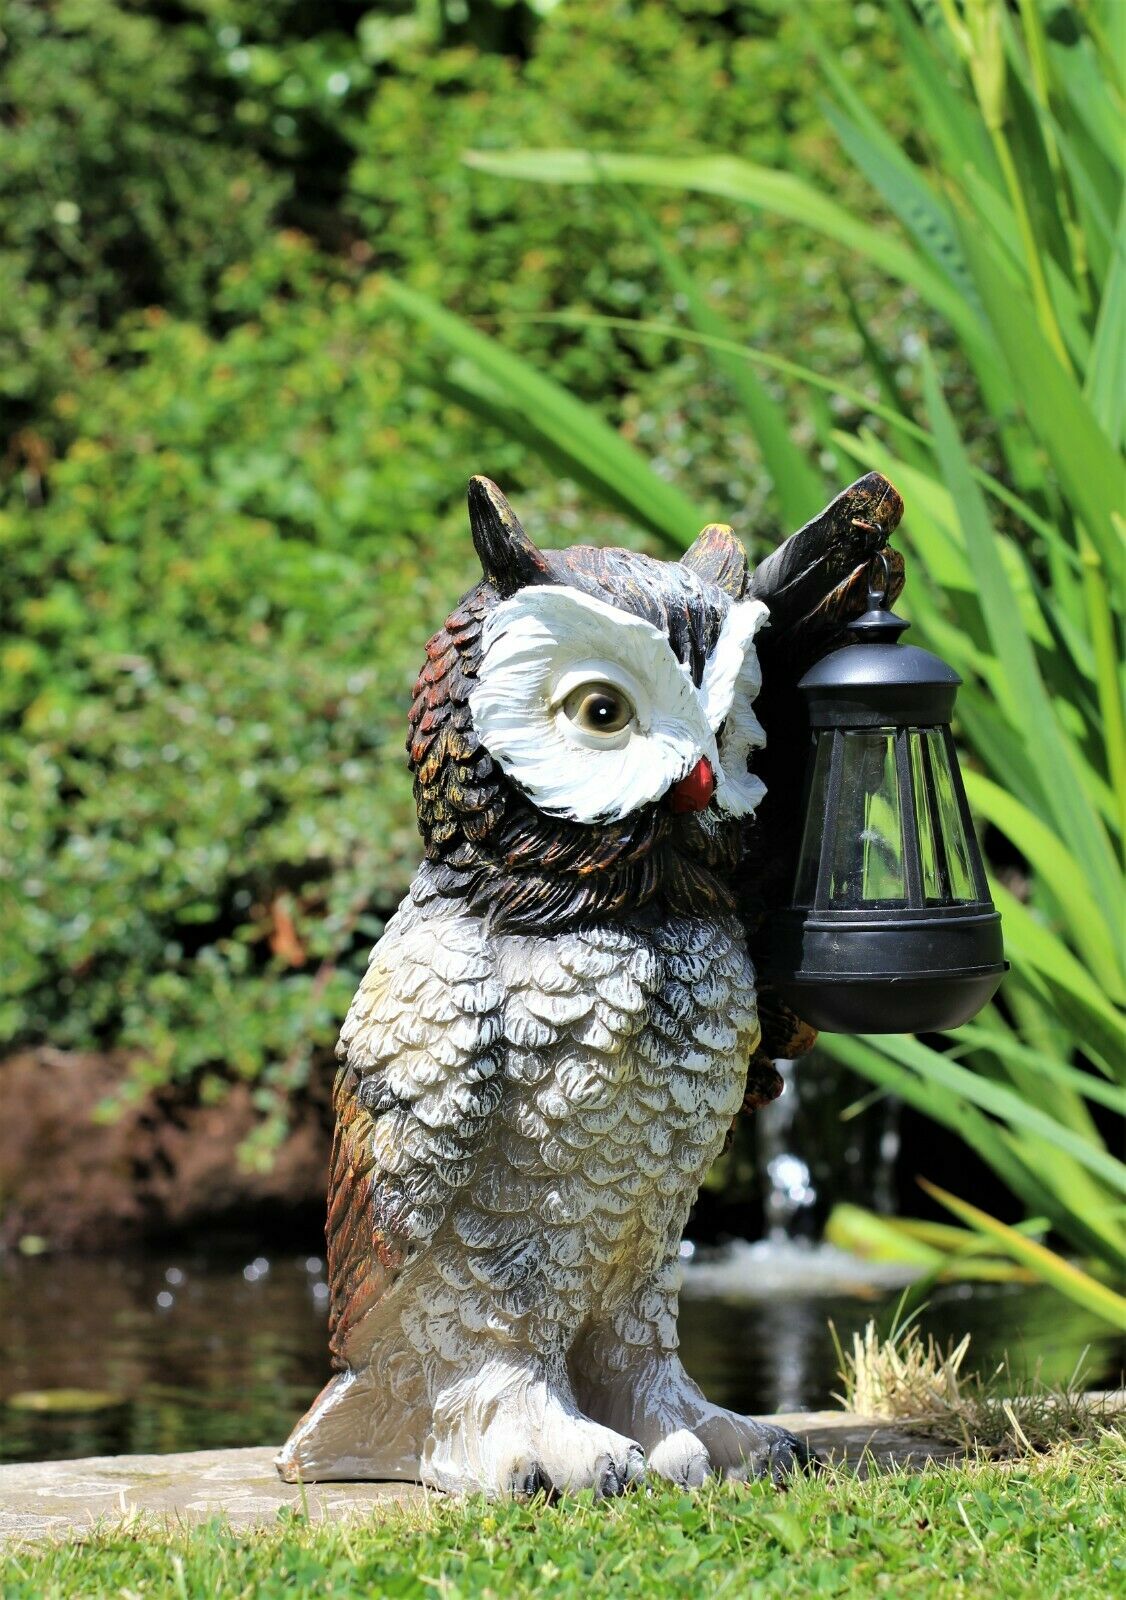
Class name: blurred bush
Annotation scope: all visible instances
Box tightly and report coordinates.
[2,1,899,1140]
[1,240,472,1139]
[0,0,286,433]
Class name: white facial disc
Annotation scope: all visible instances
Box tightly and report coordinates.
[704,597,769,817]
[468,584,769,824]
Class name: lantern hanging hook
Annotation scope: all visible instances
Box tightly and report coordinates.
[867,549,892,611]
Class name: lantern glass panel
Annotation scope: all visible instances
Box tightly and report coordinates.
[909,728,977,902]
[827,729,906,907]
[794,734,833,905]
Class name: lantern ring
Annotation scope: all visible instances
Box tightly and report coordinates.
[866,549,893,612]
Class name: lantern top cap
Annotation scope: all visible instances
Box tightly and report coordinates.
[845,551,912,644]
[796,551,961,725]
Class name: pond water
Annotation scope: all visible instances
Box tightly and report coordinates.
[2,1243,1119,1466]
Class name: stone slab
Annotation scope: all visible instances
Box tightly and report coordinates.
[0,1445,427,1543]
[0,1413,968,1545]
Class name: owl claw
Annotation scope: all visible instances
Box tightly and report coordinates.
[597,1444,646,1498]
[425,1371,645,1499]
[516,1463,551,1500]
[768,1429,818,1485]
[713,1421,818,1484]
[648,1429,711,1488]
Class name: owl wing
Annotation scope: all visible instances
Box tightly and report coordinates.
[325,894,504,1365]
[742,472,906,1062]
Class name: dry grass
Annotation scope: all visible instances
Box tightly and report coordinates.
[832,1315,1124,1458]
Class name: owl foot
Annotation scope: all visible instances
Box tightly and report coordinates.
[686,1409,814,1485]
[647,1428,711,1488]
[644,1410,811,1487]
[575,1353,815,1487]
[421,1360,645,1499]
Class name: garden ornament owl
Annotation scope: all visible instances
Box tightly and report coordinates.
[278,471,904,1497]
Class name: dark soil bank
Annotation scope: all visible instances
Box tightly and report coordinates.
[0,1049,333,1251]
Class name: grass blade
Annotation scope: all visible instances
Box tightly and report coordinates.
[919,1180,1126,1329]
[377,278,705,544]
[463,148,992,362]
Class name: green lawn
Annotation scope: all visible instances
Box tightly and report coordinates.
[5,1437,1124,1599]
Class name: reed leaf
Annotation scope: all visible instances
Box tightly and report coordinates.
[859,1033,1126,1201]
[920,349,1122,914]
[616,194,824,530]
[463,148,989,361]
[823,1036,1116,1265]
[918,1181,1126,1329]
[953,215,1125,589]
[949,1028,1125,1116]
[961,771,1123,994]
[376,279,704,545]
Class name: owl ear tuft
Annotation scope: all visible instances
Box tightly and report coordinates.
[468,476,554,596]
[680,523,749,599]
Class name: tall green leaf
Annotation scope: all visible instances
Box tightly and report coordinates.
[464,148,992,362]
[961,771,1123,994]
[823,1035,1116,1264]
[954,213,1126,588]
[920,1181,1126,1329]
[1085,192,1126,447]
[376,279,705,546]
[618,195,824,530]
[992,883,1126,1074]
[861,1033,1126,1201]
[921,348,1121,921]
[952,1024,1126,1115]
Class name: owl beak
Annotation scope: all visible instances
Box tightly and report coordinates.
[666,756,716,814]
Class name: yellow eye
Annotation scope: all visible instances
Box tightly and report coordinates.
[560,681,635,736]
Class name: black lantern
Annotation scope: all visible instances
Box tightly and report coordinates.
[768,559,1006,1034]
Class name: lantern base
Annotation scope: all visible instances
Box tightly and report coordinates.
[766,908,1006,1034]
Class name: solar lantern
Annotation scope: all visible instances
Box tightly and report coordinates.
[768,557,1007,1034]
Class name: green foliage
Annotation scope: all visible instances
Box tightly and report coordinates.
[0,0,286,428]
[1,238,476,1123]
[3,1438,1124,1597]
[382,0,1126,1315]
[919,1181,1126,1330]
[3,0,904,1132]
[4,0,1120,1289]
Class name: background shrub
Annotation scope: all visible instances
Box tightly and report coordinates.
[3,0,907,1144]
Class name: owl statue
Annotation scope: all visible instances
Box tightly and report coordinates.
[278,471,904,1497]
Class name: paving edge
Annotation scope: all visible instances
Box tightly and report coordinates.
[2,1396,1120,1546]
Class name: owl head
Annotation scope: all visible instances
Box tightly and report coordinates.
[465,481,768,827]
[407,478,770,931]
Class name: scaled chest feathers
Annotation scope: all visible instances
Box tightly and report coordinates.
[338,876,759,1271]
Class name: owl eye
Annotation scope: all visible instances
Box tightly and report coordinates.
[559,681,635,737]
